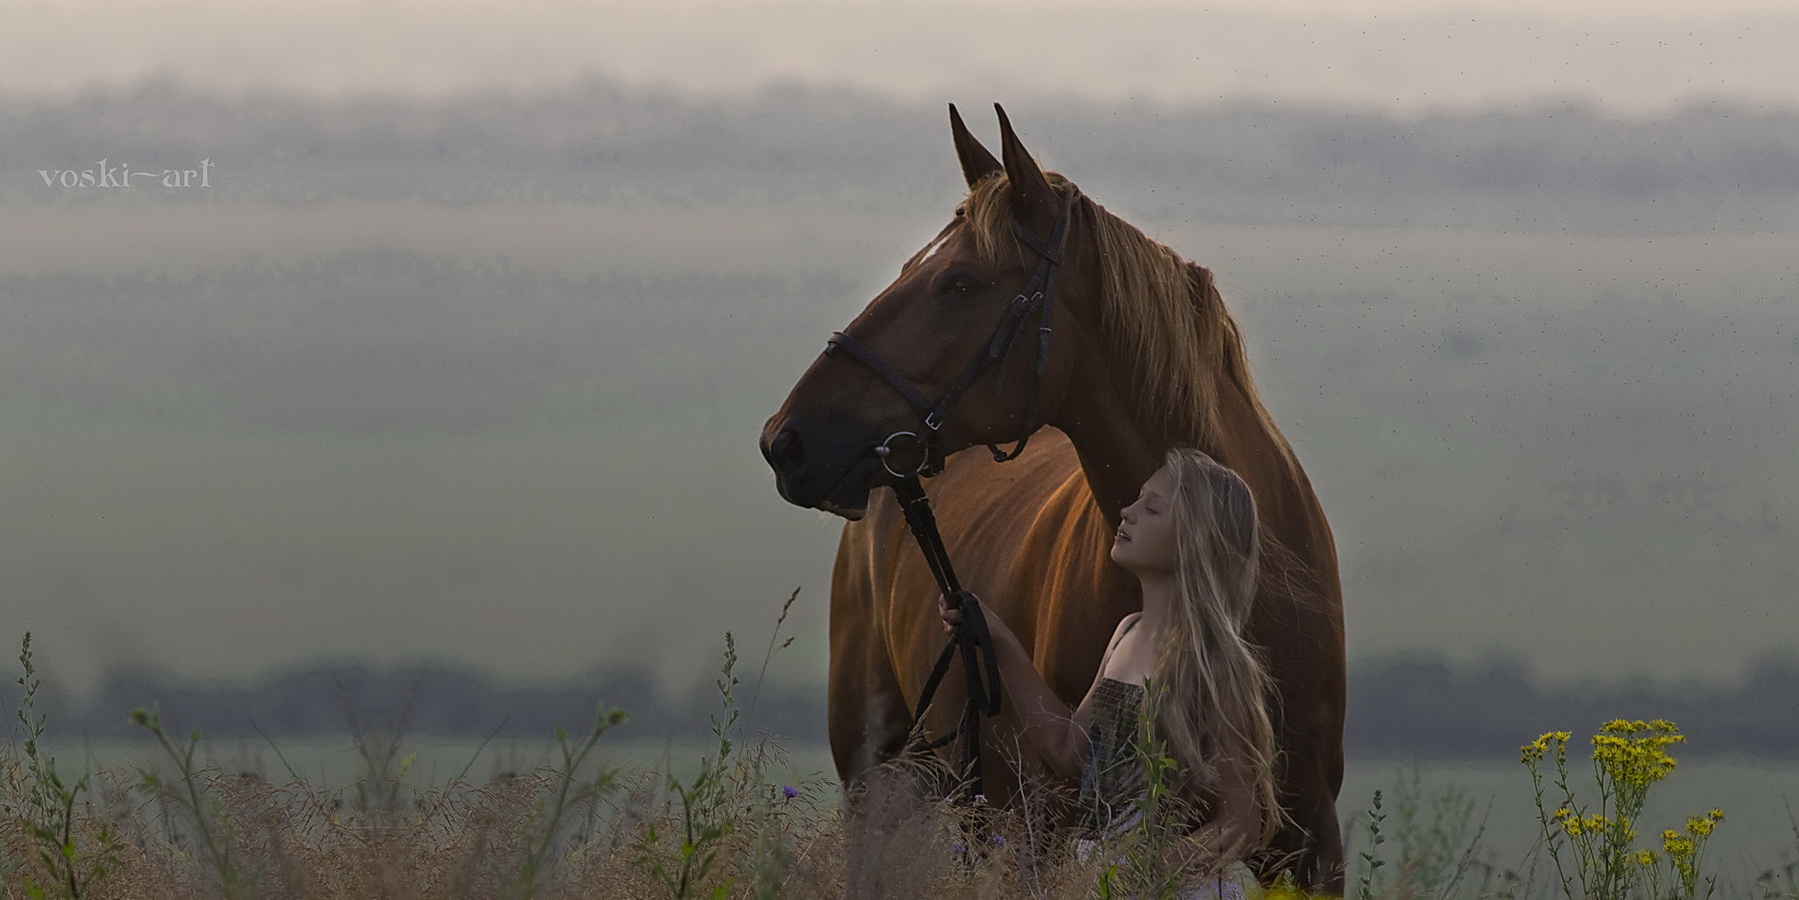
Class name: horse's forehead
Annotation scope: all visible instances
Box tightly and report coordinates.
[916,231,953,265]
[904,219,984,271]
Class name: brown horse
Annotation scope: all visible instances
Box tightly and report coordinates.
[759,104,1346,893]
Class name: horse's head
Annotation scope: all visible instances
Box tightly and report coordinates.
[760,104,1097,520]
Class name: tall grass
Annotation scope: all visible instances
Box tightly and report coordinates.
[2,610,1785,899]
[7,633,122,898]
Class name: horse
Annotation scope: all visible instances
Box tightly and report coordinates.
[759,104,1346,893]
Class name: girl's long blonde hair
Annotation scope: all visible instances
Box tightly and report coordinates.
[1149,447,1285,843]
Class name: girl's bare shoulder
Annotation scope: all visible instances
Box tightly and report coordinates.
[1092,613,1141,673]
[1102,612,1153,682]
[1103,612,1143,652]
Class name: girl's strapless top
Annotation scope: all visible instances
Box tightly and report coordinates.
[1077,675,1148,836]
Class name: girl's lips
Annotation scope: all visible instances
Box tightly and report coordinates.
[1115,529,1130,542]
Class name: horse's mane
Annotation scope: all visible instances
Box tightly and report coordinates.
[961,173,1297,472]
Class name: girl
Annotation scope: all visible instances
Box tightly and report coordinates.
[938,448,1284,898]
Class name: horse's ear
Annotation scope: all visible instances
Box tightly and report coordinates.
[949,103,1001,188]
[995,103,1057,230]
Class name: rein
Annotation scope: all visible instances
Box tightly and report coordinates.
[819,198,1072,802]
[889,473,1001,795]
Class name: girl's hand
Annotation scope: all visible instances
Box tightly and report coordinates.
[937,592,964,635]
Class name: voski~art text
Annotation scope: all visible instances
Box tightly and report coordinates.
[37,158,214,188]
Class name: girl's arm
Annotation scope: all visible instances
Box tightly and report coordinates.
[939,594,1136,782]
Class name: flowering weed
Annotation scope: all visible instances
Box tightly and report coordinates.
[1522,719,1724,900]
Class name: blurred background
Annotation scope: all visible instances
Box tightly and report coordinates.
[0,0,1795,786]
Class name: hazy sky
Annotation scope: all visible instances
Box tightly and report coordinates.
[5,0,1799,114]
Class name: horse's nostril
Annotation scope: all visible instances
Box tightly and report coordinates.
[770,428,804,467]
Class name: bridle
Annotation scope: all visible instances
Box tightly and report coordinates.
[823,196,1070,480]
[816,195,1073,804]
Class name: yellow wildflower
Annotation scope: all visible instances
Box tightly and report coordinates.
[1263,873,1316,900]
[1663,831,1696,858]
[1592,719,1684,788]
[1636,849,1658,867]
[1522,731,1571,764]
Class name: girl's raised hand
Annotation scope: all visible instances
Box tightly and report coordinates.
[937,592,963,635]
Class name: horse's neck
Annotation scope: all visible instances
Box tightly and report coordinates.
[1054,325,1297,533]
[1055,362,1166,530]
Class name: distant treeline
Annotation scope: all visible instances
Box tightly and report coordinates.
[5,77,1799,230]
[7,651,1795,760]
[1345,652,1799,760]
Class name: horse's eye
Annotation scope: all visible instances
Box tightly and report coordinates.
[944,275,982,296]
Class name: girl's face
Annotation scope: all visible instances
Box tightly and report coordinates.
[1111,465,1178,575]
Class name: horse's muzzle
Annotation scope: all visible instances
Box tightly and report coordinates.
[759,416,883,518]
